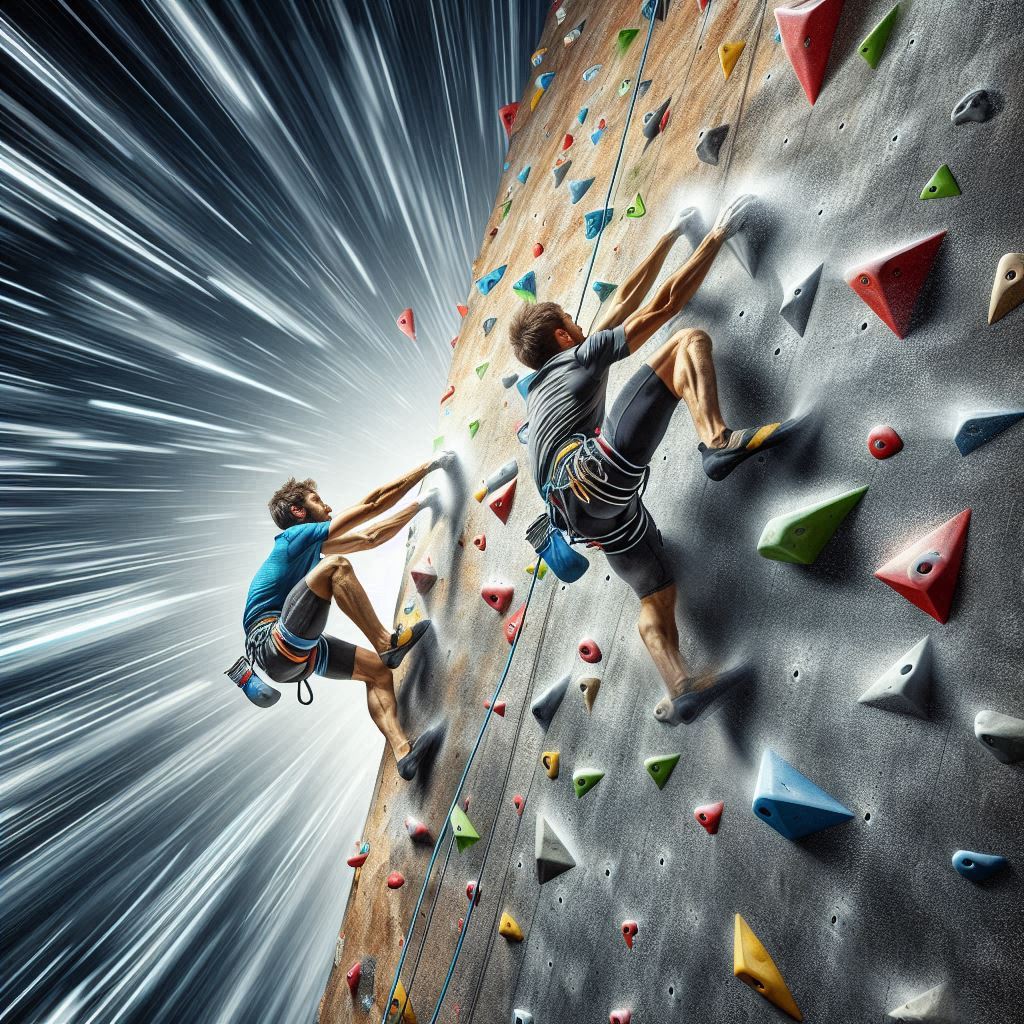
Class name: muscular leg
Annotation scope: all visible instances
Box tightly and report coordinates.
[306,555,391,653]
[638,585,690,698]
[351,648,411,760]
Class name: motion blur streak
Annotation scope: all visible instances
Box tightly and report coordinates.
[0,2,546,1021]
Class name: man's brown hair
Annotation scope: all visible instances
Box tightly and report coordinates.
[509,301,567,370]
[268,477,317,529]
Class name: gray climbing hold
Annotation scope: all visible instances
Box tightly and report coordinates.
[858,637,931,718]
[532,673,570,728]
[568,177,595,204]
[513,1011,534,1024]
[888,982,954,1021]
[974,709,1024,764]
[501,373,520,389]
[637,78,653,98]
[696,124,730,165]
[552,160,572,187]
[779,263,823,336]
[951,88,993,125]
[535,813,576,883]
[483,317,497,336]
[642,97,671,142]
[726,227,759,278]
[953,409,1024,456]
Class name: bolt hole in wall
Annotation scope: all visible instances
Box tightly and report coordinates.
[793,669,800,678]
[668,986,675,997]
[774,347,781,355]
[860,321,869,331]
[864,812,871,821]
[831,915,838,925]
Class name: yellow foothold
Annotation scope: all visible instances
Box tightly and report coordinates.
[579,676,601,712]
[989,252,1024,325]
[388,979,418,1023]
[542,750,560,779]
[530,87,545,112]
[498,911,524,941]
[525,561,548,579]
[733,914,802,1021]
[719,40,746,80]
[473,486,487,502]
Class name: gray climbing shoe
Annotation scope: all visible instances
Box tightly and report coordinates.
[654,663,751,725]
[700,416,805,481]
[380,620,431,669]
[397,721,446,781]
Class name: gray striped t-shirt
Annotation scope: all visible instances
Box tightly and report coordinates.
[525,325,629,491]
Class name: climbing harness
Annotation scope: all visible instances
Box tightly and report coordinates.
[243,616,316,705]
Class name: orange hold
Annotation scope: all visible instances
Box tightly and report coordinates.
[505,603,526,644]
[456,303,469,317]
[484,699,507,716]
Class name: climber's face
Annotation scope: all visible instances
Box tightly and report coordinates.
[556,309,586,350]
[292,490,332,523]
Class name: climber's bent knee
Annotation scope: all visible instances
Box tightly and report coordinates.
[305,554,351,599]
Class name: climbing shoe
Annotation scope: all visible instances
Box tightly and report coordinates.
[654,662,751,725]
[397,721,446,781]
[699,416,804,481]
[380,620,431,669]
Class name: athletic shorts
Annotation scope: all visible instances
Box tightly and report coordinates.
[248,579,356,684]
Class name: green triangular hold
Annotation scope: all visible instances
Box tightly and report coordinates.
[616,28,640,55]
[432,436,444,451]
[626,192,646,218]
[644,753,680,790]
[859,4,899,69]
[572,769,604,798]
[920,163,961,200]
[500,199,512,220]
[758,485,868,565]
[468,419,480,438]
[450,806,480,851]
[475,361,489,379]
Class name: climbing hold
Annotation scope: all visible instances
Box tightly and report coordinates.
[505,602,526,645]
[718,40,746,81]
[752,749,854,840]
[513,793,525,815]
[563,21,585,47]
[779,263,823,336]
[405,817,432,844]
[483,317,497,336]
[578,107,588,124]
[626,193,646,218]
[695,800,725,834]
[975,710,1024,764]
[512,271,537,304]
[525,560,548,579]
[951,88,993,125]
[874,509,971,624]
[513,1011,534,1024]
[410,560,438,594]
[568,178,595,205]
[733,914,803,1021]
[593,281,617,302]
[610,1013,631,1024]
[466,880,481,904]
[955,409,1024,456]
[583,64,602,82]
[475,460,518,502]
[536,813,576,883]
[481,584,515,614]
[696,123,730,165]
[498,102,519,139]
[484,699,506,717]
[489,479,517,523]
[532,242,544,258]
[386,871,405,889]
[432,436,444,452]
[396,308,416,341]
[498,912,524,942]
[537,72,555,90]
[542,751,560,779]
[517,166,531,185]
[868,424,903,459]
[472,534,486,552]
[531,47,546,67]
[449,806,480,852]
[644,753,681,789]
[578,638,602,663]
[618,78,632,97]
[573,769,604,798]
[621,921,638,949]
[952,850,1008,881]
[846,230,946,338]
[533,674,571,728]
[775,0,843,105]
[642,98,671,142]
[590,127,606,145]
[500,199,512,221]
[858,636,932,718]
[859,4,899,68]
[920,164,960,200]
[439,385,455,406]
[476,264,507,295]
[500,376,517,394]
[757,485,868,565]
[516,373,536,400]
[585,208,614,240]
[468,419,481,438]
[516,420,530,445]
[616,28,640,55]
[579,676,601,712]
[346,962,361,995]
[562,133,574,151]
[637,79,652,98]
[988,252,1024,324]
[888,983,953,1020]
[388,981,416,1024]
[347,851,368,868]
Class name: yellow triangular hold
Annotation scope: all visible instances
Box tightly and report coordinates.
[719,40,746,80]
[733,914,802,1021]
[387,979,418,1024]
[498,911,525,942]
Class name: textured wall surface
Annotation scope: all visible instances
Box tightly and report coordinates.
[320,2,1023,1021]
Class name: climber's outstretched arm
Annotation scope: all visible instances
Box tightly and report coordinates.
[322,502,421,555]
[591,228,681,333]
[326,460,432,540]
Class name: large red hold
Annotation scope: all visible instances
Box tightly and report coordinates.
[694,800,725,835]
[499,102,520,139]
[578,637,602,663]
[396,307,416,341]
[775,0,846,105]
[387,871,405,889]
[346,962,361,995]
[346,852,368,868]
[874,509,971,624]
[489,478,517,523]
[505,603,526,644]
[847,230,946,338]
[481,583,515,614]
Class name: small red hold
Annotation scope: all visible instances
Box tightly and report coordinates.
[505,603,526,644]
[562,133,574,150]
[533,242,544,257]
[622,920,638,949]
[457,917,464,933]
[867,424,903,459]
[462,795,470,811]
[473,534,487,551]
[512,793,525,815]
[489,478,517,523]
[488,227,498,239]
[598,117,607,130]
[481,583,515,613]
[440,385,455,405]
[610,1012,632,1024]
[405,817,433,844]
[396,307,416,341]
[484,699,507,716]
[498,101,519,139]
[387,871,405,889]
[346,962,361,995]
[694,800,724,835]
[466,880,481,904]
[456,303,469,318]
[659,106,670,133]
[450,335,459,348]
[347,852,368,868]
[578,638,602,663]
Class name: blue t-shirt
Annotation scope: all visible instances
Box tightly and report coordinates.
[243,521,330,632]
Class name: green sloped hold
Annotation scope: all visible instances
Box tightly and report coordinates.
[644,753,681,790]
[920,163,961,200]
[626,192,646,218]
[432,435,444,451]
[616,28,640,55]
[573,769,604,798]
[859,4,899,69]
[757,486,868,565]
[475,361,489,379]
[500,199,512,220]
[450,806,480,851]
[468,419,480,438]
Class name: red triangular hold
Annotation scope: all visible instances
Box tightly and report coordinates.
[505,602,526,644]
[396,307,416,340]
[847,230,946,338]
[456,303,469,318]
[346,962,361,995]
[499,102,519,139]
[694,800,724,835]
[481,583,514,613]
[484,699,507,716]
[874,509,971,624]
[405,816,432,843]
[411,559,437,594]
[489,478,517,523]
[775,0,846,105]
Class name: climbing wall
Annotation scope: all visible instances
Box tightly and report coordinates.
[320,2,1023,1021]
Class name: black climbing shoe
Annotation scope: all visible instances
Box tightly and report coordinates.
[397,721,446,781]
[699,416,804,481]
[654,663,751,725]
[380,620,431,669]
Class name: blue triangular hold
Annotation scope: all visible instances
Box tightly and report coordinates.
[483,317,497,335]
[751,750,854,840]
[552,160,572,187]
[578,107,588,124]
[953,409,1024,455]
[516,371,537,400]
[513,270,537,303]
[476,265,506,295]
[593,281,617,301]
[518,165,531,184]
[537,72,555,90]
[584,208,613,239]
[590,128,605,145]
[568,178,595,204]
